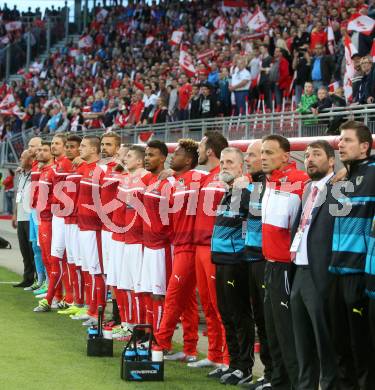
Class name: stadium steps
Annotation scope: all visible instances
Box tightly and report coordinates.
[8,34,81,83]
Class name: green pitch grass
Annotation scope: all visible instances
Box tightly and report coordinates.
[0,266,224,390]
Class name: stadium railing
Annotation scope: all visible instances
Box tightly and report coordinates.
[1,104,375,168]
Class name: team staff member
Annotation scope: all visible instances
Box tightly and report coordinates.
[290,140,338,390]
[139,140,174,332]
[191,131,229,370]
[261,134,308,389]
[77,136,106,326]
[211,147,253,386]
[154,139,203,362]
[33,141,60,312]
[329,121,375,389]
[366,216,375,349]
[243,140,272,390]
[12,150,35,288]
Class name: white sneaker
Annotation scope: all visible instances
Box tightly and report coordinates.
[187,358,220,368]
[50,299,59,309]
[82,317,98,326]
[164,351,197,362]
[70,310,90,320]
[35,292,47,299]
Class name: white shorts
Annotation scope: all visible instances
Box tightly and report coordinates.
[51,215,66,258]
[106,240,125,287]
[64,223,80,265]
[118,243,143,291]
[138,246,171,295]
[78,230,102,275]
[101,230,112,274]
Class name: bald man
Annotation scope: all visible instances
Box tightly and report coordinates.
[27,137,48,292]
[12,150,35,288]
[243,141,272,390]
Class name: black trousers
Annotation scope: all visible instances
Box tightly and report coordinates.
[264,261,299,390]
[290,266,337,390]
[216,262,253,373]
[370,299,375,350]
[329,274,374,390]
[17,220,35,283]
[249,260,272,382]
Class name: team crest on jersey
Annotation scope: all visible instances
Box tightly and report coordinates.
[279,177,287,182]
[178,177,184,185]
[356,176,363,186]
[89,170,94,177]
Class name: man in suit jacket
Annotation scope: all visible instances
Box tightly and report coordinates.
[290,140,338,390]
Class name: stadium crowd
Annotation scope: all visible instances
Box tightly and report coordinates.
[0,0,375,140]
[11,118,375,389]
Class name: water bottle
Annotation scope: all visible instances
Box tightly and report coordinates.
[123,347,136,361]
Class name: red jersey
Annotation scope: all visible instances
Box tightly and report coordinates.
[51,155,73,217]
[111,173,129,243]
[100,161,122,232]
[115,171,147,244]
[170,169,207,253]
[178,83,192,110]
[193,165,226,246]
[77,161,105,231]
[30,160,41,209]
[64,162,87,224]
[142,173,175,249]
[36,163,54,222]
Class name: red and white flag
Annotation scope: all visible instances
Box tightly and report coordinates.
[328,81,340,93]
[5,21,22,32]
[198,26,210,37]
[96,8,109,22]
[213,16,227,29]
[170,30,184,46]
[214,28,226,39]
[223,0,248,7]
[327,19,335,55]
[371,39,375,62]
[343,35,358,100]
[78,35,93,49]
[0,92,15,110]
[241,32,265,41]
[248,7,267,31]
[69,48,80,58]
[145,36,155,46]
[197,49,215,61]
[179,46,196,77]
[347,15,375,36]
[234,10,252,30]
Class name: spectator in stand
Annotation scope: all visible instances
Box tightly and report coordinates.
[158,79,170,107]
[207,62,220,88]
[35,106,50,133]
[178,74,192,121]
[168,79,179,122]
[310,21,327,50]
[351,54,363,102]
[103,99,118,128]
[129,91,144,125]
[200,84,217,119]
[218,68,231,117]
[311,87,332,115]
[189,84,203,120]
[310,44,334,91]
[292,24,310,52]
[141,84,158,125]
[229,58,251,116]
[46,105,62,133]
[297,82,318,114]
[292,46,311,104]
[153,97,169,124]
[356,56,375,105]
[259,44,273,111]
[3,168,15,215]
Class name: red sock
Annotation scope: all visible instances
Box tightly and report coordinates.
[69,264,84,305]
[95,274,106,317]
[144,294,153,326]
[82,271,92,307]
[62,260,74,304]
[46,256,63,305]
[133,292,146,324]
[152,297,165,332]
[114,287,126,323]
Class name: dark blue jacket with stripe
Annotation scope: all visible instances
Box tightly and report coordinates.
[365,216,375,299]
[329,156,375,275]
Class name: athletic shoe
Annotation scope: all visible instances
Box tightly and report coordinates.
[70,308,90,320]
[51,299,60,309]
[57,305,81,315]
[207,366,232,379]
[82,317,98,326]
[35,292,47,299]
[112,327,132,339]
[13,280,33,288]
[220,369,252,385]
[33,298,51,312]
[56,300,69,310]
[241,377,271,389]
[187,358,220,368]
[24,281,40,291]
[164,351,197,363]
[33,282,48,295]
